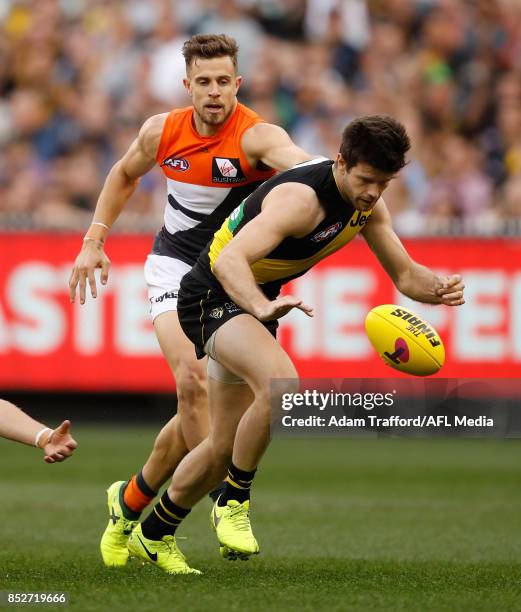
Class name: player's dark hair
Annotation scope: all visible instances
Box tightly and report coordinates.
[182,34,239,72]
[340,115,410,173]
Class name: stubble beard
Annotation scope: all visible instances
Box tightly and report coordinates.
[195,105,233,128]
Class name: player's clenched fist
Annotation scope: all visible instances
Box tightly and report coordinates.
[69,239,111,305]
[435,274,465,306]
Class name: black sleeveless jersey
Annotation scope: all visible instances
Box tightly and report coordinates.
[189,158,373,299]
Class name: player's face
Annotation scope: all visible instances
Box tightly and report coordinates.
[336,157,395,211]
[184,56,242,127]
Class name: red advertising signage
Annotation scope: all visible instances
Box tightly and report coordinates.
[0,234,520,390]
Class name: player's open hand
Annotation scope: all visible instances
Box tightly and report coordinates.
[436,274,465,306]
[256,295,314,321]
[43,420,78,463]
[69,241,111,305]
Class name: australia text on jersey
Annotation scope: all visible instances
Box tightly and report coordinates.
[212,157,246,184]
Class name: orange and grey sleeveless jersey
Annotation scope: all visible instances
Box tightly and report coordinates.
[152,103,275,265]
[190,158,373,299]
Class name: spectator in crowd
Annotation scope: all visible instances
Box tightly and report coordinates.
[0,0,520,235]
[503,174,521,228]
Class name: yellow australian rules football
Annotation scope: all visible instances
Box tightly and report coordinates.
[365,304,445,376]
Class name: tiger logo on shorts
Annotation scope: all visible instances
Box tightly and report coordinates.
[210,307,224,319]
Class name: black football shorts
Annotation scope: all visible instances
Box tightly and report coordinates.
[177,271,278,359]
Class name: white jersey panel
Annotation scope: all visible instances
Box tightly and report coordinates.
[163,178,231,234]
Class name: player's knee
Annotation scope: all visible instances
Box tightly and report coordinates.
[267,358,298,386]
[175,363,207,408]
[253,364,299,403]
[254,374,299,420]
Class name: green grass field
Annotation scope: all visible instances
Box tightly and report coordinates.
[1,426,520,611]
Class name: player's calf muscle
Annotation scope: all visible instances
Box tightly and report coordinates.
[153,417,188,458]
[208,433,234,463]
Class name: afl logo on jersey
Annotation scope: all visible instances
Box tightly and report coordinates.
[311,221,343,242]
[212,157,246,183]
[162,156,190,172]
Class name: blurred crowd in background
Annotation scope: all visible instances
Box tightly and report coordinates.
[1,0,521,235]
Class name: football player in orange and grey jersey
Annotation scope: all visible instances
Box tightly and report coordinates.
[68,34,313,571]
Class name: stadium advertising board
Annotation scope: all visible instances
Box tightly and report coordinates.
[0,234,520,390]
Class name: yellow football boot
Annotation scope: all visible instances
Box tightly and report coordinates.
[127,525,201,575]
[100,481,138,567]
[211,499,259,560]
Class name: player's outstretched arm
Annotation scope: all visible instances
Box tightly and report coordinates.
[242,122,314,171]
[362,200,465,306]
[213,183,317,321]
[0,400,78,463]
[68,113,167,305]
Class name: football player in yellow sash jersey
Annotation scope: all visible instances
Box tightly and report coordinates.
[128,115,465,572]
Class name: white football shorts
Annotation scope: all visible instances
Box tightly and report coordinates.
[144,254,192,320]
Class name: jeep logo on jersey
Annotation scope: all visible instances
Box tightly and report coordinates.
[212,157,246,183]
[349,210,369,227]
[162,156,190,171]
[311,222,343,242]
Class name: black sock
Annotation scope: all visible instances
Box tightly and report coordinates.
[141,491,190,540]
[218,463,257,506]
[136,470,157,498]
[209,481,227,502]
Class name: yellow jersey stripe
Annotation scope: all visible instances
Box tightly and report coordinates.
[209,221,233,271]
[251,210,371,284]
[208,207,371,284]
